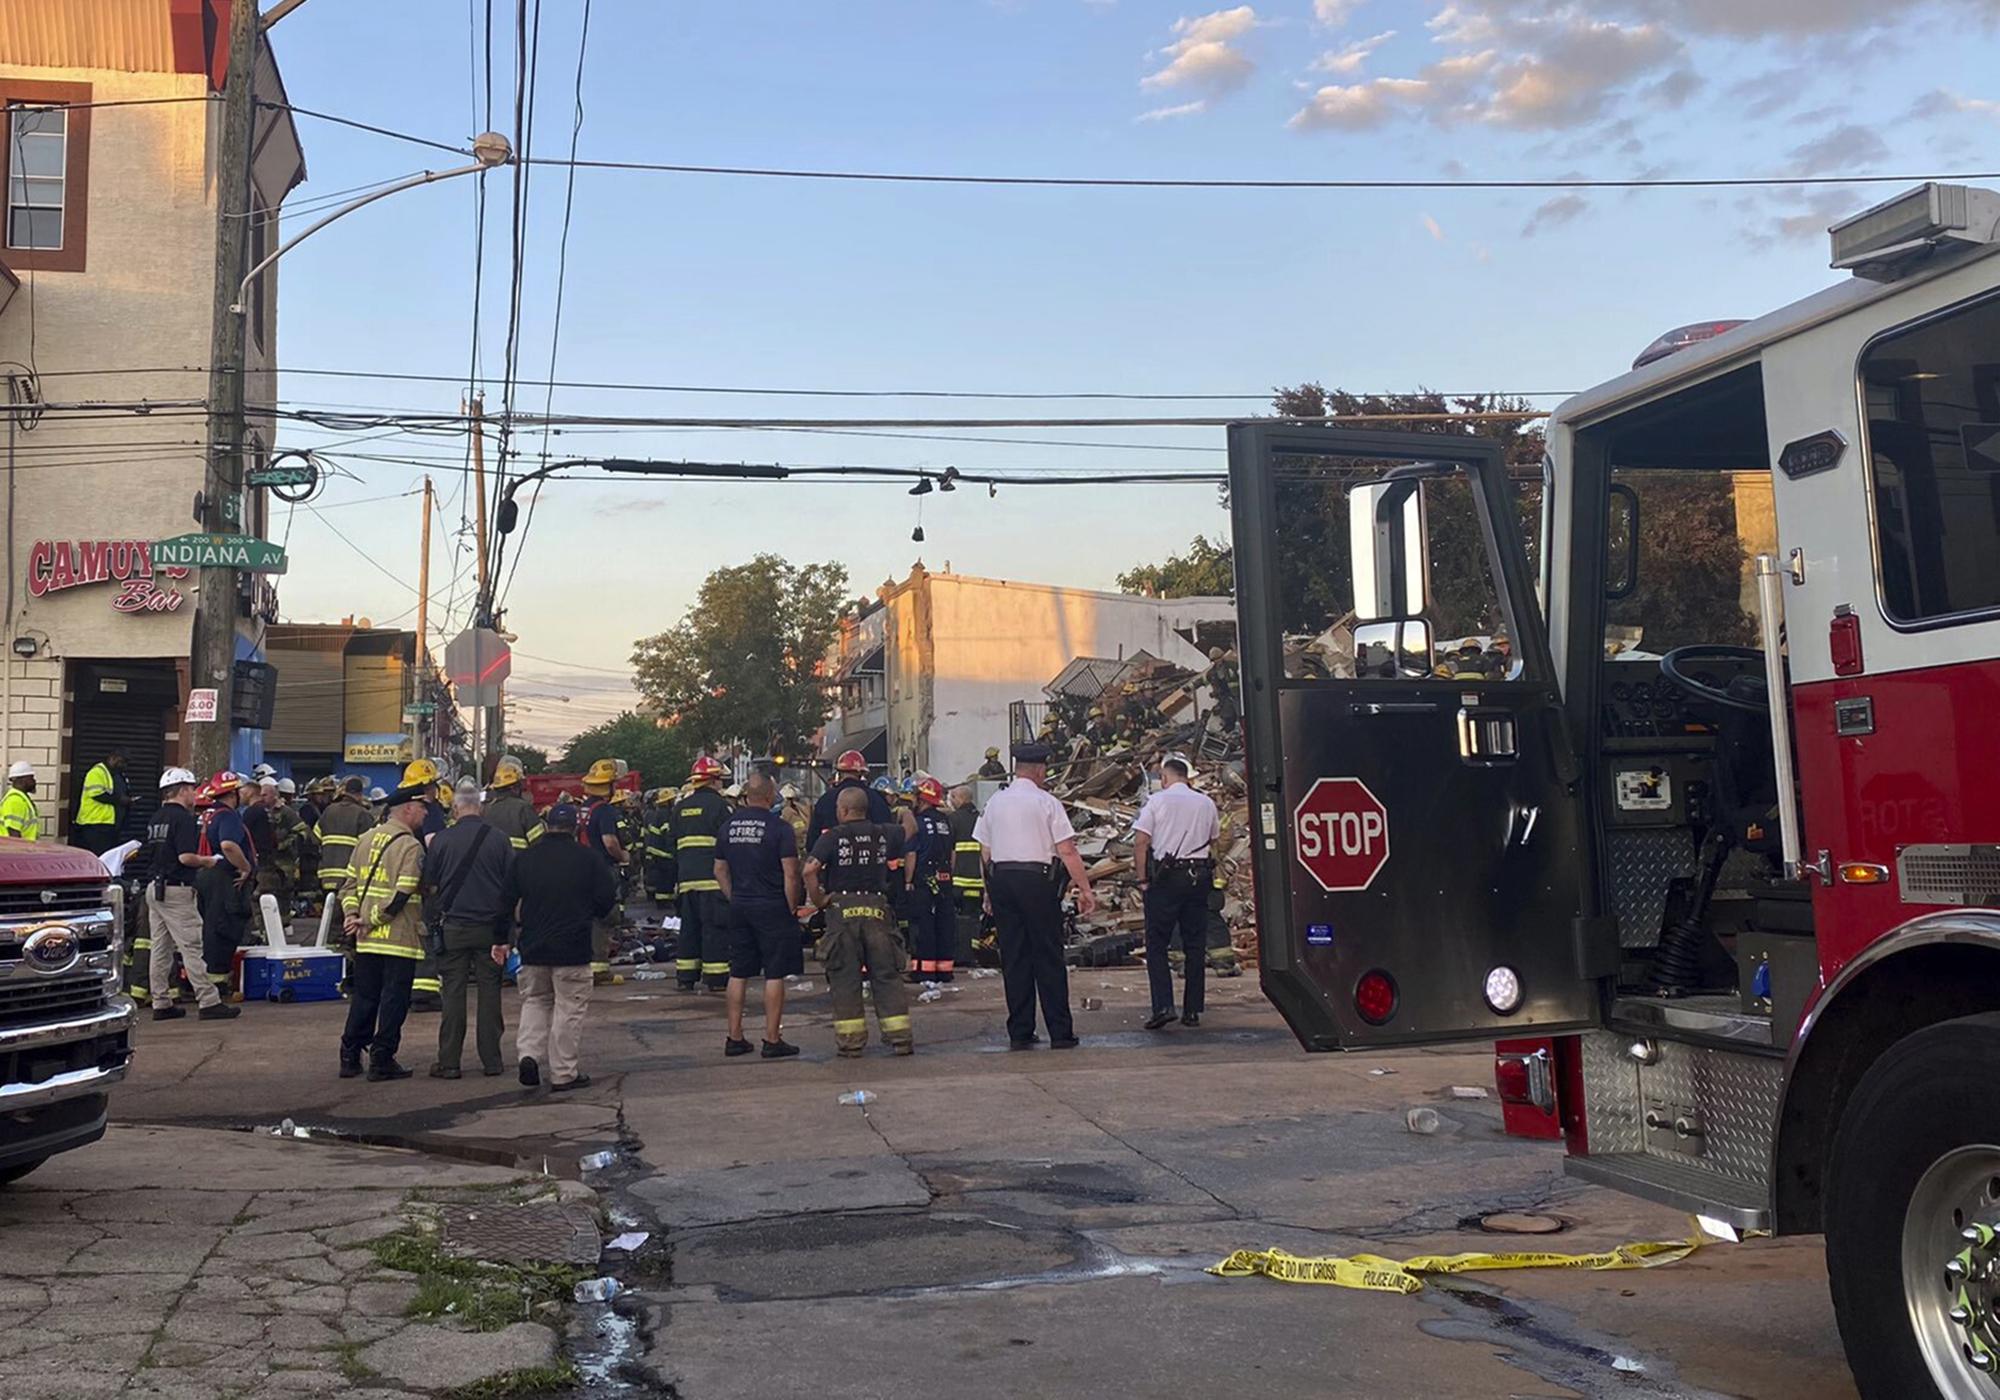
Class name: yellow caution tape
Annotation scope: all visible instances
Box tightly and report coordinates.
[1208,1229,1705,1296]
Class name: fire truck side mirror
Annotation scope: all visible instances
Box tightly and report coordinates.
[1352,618,1434,678]
[1349,479,1430,621]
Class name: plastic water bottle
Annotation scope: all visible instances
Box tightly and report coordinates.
[579,1150,617,1171]
[1404,1107,1442,1135]
[838,1090,876,1107]
[573,1277,620,1302]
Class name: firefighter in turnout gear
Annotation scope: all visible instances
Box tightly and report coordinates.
[316,777,375,895]
[399,759,447,1010]
[803,786,913,1057]
[947,785,993,966]
[483,756,546,850]
[642,788,678,914]
[907,777,958,981]
[672,756,732,990]
[337,783,430,1080]
[580,758,627,984]
[807,749,892,848]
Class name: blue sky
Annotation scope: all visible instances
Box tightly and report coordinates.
[261,0,2000,746]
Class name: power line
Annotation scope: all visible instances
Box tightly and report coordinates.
[263,101,471,159]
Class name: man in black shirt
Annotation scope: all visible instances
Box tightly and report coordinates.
[424,784,516,1079]
[145,767,238,1021]
[803,787,913,1057]
[807,749,893,848]
[580,759,628,986]
[505,802,617,1092]
[716,773,803,1059]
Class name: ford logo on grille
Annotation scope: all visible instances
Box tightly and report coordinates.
[22,924,79,975]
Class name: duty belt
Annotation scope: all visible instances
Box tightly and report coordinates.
[992,861,1057,877]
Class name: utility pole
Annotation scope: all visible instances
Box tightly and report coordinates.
[189,0,260,778]
[415,476,434,757]
[468,394,490,608]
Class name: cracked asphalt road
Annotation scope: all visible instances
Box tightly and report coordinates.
[90,965,1855,1398]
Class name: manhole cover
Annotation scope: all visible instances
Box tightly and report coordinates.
[1477,1212,1566,1236]
[438,1203,601,1266]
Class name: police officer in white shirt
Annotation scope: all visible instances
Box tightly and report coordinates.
[1132,754,1221,1030]
[973,742,1096,1050]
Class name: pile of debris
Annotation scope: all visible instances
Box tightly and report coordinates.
[1040,654,1259,970]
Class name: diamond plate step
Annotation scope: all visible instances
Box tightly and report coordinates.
[1565,1152,1771,1231]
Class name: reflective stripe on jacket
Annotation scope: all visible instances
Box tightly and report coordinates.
[341,824,425,959]
[0,786,39,841]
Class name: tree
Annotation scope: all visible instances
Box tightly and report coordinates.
[1116,534,1234,598]
[631,555,850,758]
[558,713,692,793]
[510,744,552,775]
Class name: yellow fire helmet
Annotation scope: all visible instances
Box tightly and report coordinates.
[583,757,618,791]
[490,756,524,788]
[437,779,454,804]
[400,757,440,789]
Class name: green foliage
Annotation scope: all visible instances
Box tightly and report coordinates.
[447,1364,582,1400]
[508,745,552,776]
[370,1227,583,1334]
[559,712,692,793]
[631,555,850,757]
[1116,533,1235,598]
[1608,472,1757,650]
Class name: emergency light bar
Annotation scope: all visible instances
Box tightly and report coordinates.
[1829,182,2000,282]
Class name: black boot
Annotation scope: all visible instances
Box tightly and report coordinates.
[338,1056,362,1079]
[367,1056,413,1081]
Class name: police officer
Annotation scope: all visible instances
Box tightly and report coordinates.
[73,747,128,854]
[641,787,677,915]
[483,756,546,850]
[579,758,627,985]
[1132,754,1221,1031]
[670,757,731,990]
[0,760,40,840]
[803,787,913,1057]
[315,777,375,898]
[716,772,803,1059]
[906,777,958,982]
[807,749,892,848]
[974,743,1096,1051]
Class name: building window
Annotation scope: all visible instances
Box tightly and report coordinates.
[1864,292,2000,626]
[6,106,64,250]
[0,80,88,274]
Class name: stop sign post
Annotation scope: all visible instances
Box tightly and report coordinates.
[1293,777,1391,893]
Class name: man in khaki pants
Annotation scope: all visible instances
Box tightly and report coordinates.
[504,802,616,1091]
[143,768,239,1023]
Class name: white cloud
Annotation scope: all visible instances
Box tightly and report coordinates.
[1143,7,1260,93]
[1421,212,1446,241]
[1480,18,1681,129]
[1314,0,1364,25]
[1786,123,1891,175]
[1312,29,1396,74]
[1915,88,2000,119]
[1289,75,1428,130]
[1138,99,1210,121]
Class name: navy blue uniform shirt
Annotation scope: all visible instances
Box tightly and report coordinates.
[721,806,797,905]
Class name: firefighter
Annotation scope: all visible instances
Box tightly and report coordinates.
[947,784,991,967]
[579,758,628,985]
[1205,646,1240,731]
[976,747,1007,781]
[315,776,374,897]
[259,778,306,917]
[778,783,811,851]
[642,787,678,917]
[297,777,333,900]
[196,770,255,996]
[73,747,128,855]
[0,760,40,839]
[617,788,645,903]
[336,781,430,1081]
[670,756,732,991]
[803,786,913,1057]
[394,758,447,1011]
[483,756,546,850]
[906,777,958,982]
[807,749,892,848]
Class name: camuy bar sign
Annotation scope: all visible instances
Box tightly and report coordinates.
[27,539,189,614]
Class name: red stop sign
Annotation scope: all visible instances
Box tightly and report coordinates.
[1293,777,1391,893]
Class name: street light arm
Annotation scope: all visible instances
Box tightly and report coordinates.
[235,156,509,312]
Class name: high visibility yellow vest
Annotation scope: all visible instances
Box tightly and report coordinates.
[0,786,39,841]
[77,763,117,827]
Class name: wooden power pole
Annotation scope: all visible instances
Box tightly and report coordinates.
[189,0,261,777]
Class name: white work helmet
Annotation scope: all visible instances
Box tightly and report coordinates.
[251,762,277,781]
[7,761,33,780]
[277,777,296,795]
[367,786,387,802]
[779,783,799,800]
[159,766,198,790]
[259,777,279,791]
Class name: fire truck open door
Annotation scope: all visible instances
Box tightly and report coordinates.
[1227,423,1609,1050]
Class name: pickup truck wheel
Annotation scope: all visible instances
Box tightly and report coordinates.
[0,1157,47,1187]
[1827,1012,2000,1399]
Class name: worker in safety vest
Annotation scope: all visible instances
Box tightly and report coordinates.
[0,761,40,840]
[947,784,992,966]
[336,782,430,1081]
[642,787,678,915]
[578,758,627,985]
[483,756,546,850]
[315,776,374,894]
[73,747,128,854]
[671,756,732,990]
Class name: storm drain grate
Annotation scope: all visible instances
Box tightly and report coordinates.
[437,1202,602,1267]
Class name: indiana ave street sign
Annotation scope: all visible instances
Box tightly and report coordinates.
[151,533,289,575]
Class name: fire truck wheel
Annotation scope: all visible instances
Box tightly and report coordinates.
[0,1157,47,1187]
[1826,1012,2000,1400]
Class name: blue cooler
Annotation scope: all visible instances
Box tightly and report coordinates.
[237,946,346,1002]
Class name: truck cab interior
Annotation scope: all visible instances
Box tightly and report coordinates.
[1561,362,1813,1046]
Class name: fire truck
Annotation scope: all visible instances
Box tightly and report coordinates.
[1229,182,2000,1398]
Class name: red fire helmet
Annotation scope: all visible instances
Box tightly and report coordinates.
[834,749,868,774]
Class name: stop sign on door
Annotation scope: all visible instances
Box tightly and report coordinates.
[1293,777,1391,893]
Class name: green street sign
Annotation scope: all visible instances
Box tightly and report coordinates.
[402,703,437,719]
[248,463,316,489]
[150,533,289,575]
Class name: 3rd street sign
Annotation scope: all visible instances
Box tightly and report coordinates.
[150,533,288,575]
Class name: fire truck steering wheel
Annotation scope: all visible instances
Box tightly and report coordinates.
[1658,644,1770,713]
